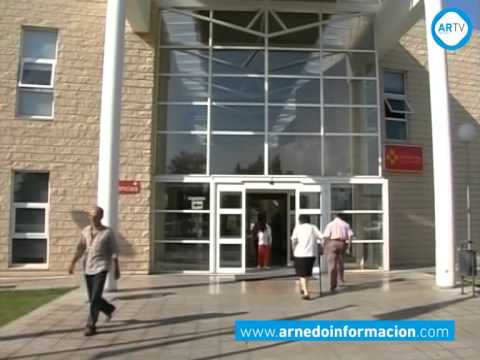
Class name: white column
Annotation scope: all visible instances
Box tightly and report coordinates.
[98,0,126,292]
[424,0,456,288]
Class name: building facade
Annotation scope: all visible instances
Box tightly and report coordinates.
[0,0,478,277]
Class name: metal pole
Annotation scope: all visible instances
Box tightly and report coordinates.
[98,0,126,292]
[466,142,471,248]
[424,0,456,288]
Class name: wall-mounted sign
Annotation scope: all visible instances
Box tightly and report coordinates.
[119,180,141,194]
[188,196,205,210]
[385,145,423,173]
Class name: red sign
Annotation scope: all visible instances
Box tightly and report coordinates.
[385,145,423,173]
[119,180,141,194]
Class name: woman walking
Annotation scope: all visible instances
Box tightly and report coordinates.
[291,215,323,300]
[252,213,272,269]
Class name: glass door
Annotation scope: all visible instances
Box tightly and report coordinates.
[295,184,326,273]
[216,184,246,273]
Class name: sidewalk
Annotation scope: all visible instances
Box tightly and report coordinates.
[1,271,480,360]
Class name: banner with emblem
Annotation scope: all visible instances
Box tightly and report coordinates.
[385,145,423,173]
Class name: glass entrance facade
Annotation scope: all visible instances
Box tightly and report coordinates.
[153,7,384,273]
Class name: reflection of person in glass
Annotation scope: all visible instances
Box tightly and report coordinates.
[291,215,322,300]
[252,213,272,269]
[323,214,353,292]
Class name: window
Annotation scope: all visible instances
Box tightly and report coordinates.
[17,28,58,118]
[154,183,210,271]
[383,71,412,141]
[11,172,49,265]
[157,9,380,176]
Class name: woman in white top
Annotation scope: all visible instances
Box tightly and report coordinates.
[291,214,323,300]
[253,213,272,269]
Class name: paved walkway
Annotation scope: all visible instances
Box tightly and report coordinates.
[1,271,480,360]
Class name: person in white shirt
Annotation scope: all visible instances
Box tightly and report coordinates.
[291,215,323,300]
[253,213,272,269]
[323,214,354,292]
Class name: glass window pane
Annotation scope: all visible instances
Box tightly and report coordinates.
[12,238,47,264]
[269,51,320,76]
[23,30,57,59]
[15,208,45,233]
[155,183,210,210]
[386,120,407,140]
[269,106,320,133]
[212,11,264,46]
[212,77,264,103]
[156,134,207,175]
[221,193,242,209]
[297,214,321,229]
[155,243,209,271]
[270,28,320,48]
[323,79,377,105]
[212,105,264,131]
[384,101,405,119]
[322,15,374,50]
[158,77,208,102]
[220,214,242,238]
[212,50,264,75]
[322,52,347,76]
[383,72,404,94]
[14,172,49,203]
[269,135,321,175]
[269,78,320,104]
[157,105,207,132]
[21,63,53,86]
[211,135,264,175]
[345,243,382,270]
[331,184,382,211]
[300,193,321,209]
[18,90,53,117]
[160,11,210,46]
[324,107,378,133]
[159,49,209,75]
[220,244,242,267]
[386,98,411,113]
[349,52,376,77]
[324,52,376,77]
[324,136,378,176]
[155,213,209,240]
[277,12,320,29]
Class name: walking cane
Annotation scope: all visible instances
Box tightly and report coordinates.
[318,246,322,297]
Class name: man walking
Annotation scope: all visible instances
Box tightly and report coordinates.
[68,206,120,336]
[323,214,353,293]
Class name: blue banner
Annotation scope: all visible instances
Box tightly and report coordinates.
[235,320,455,342]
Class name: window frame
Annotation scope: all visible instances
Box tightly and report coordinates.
[10,172,50,269]
[16,27,58,120]
[383,70,410,142]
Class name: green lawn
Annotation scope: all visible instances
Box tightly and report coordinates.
[0,288,74,327]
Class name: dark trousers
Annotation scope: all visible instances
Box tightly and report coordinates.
[85,271,114,329]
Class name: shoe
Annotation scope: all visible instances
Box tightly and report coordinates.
[300,289,305,295]
[301,294,311,300]
[84,327,97,337]
[106,306,116,322]
[330,287,337,294]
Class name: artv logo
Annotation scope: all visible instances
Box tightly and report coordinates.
[432,8,473,50]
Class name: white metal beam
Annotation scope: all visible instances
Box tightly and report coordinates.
[156,0,380,13]
[126,0,151,33]
[375,0,424,58]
